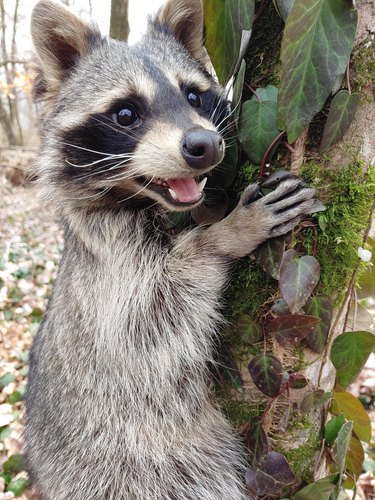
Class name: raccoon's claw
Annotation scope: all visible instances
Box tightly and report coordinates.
[241,183,261,206]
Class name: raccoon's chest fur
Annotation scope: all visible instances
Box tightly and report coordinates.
[26,210,247,499]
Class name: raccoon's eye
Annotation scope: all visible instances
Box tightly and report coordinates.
[186,90,202,108]
[113,105,139,127]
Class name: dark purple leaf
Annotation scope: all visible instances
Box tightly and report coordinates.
[245,468,282,496]
[255,236,286,279]
[300,390,331,413]
[261,451,296,485]
[248,354,283,397]
[245,421,269,466]
[279,250,320,314]
[304,296,332,353]
[237,314,263,344]
[270,314,320,347]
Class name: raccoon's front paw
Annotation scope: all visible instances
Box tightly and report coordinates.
[242,176,316,239]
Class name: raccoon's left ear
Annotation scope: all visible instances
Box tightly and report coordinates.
[154,0,206,63]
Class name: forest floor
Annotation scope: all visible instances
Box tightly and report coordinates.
[0,150,374,499]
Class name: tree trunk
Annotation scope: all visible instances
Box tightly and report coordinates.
[221,2,375,495]
[110,0,129,42]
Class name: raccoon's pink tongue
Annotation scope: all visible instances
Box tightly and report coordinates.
[167,178,202,203]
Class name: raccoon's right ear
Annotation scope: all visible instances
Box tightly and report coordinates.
[154,0,206,63]
[31,0,101,100]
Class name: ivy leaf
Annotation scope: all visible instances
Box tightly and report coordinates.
[254,236,286,280]
[248,354,283,397]
[0,373,15,389]
[331,331,375,388]
[261,451,295,485]
[216,341,243,392]
[237,315,263,344]
[232,59,246,126]
[239,99,282,165]
[273,0,294,21]
[251,85,278,103]
[346,436,364,479]
[245,421,269,466]
[335,420,353,485]
[245,467,283,497]
[288,372,308,389]
[270,314,320,347]
[331,390,371,442]
[325,414,345,446]
[279,250,320,314]
[304,296,332,354]
[277,0,358,143]
[320,91,360,152]
[300,390,331,413]
[292,473,339,499]
[203,0,255,84]
[271,298,290,315]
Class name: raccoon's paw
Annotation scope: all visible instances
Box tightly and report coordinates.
[245,177,316,239]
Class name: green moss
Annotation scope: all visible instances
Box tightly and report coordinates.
[351,37,375,94]
[301,161,375,304]
[281,432,321,484]
[221,400,266,428]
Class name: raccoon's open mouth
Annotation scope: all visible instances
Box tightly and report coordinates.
[142,176,207,206]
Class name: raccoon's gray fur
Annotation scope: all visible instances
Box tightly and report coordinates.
[26,1,316,499]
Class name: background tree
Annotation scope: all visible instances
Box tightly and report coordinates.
[110,0,129,42]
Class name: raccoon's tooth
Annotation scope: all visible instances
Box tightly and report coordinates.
[198,178,207,192]
[168,188,178,200]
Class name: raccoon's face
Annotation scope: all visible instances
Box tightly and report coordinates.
[31,0,229,212]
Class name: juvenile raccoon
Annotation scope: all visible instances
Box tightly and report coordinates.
[26,1,316,499]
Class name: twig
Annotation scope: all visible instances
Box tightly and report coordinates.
[346,61,352,95]
[258,131,285,177]
[290,128,308,175]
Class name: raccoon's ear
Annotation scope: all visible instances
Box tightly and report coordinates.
[155,0,205,62]
[31,0,101,96]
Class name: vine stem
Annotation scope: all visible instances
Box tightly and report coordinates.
[346,61,352,95]
[258,131,285,177]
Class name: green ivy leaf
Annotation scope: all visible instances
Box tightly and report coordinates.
[239,99,282,165]
[273,0,294,21]
[248,354,283,397]
[325,414,345,446]
[279,250,320,314]
[270,314,320,347]
[331,331,375,387]
[251,85,278,103]
[203,0,255,84]
[320,90,360,152]
[277,0,358,143]
[331,390,371,442]
[237,315,263,344]
[300,390,331,412]
[304,296,332,354]
[335,420,353,486]
[245,421,269,466]
[292,473,339,499]
[254,236,286,280]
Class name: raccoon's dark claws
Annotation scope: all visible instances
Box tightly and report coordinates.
[241,183,261,206]
[263,177,307,205]
[261,170,299,190]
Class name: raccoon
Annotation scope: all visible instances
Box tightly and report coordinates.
[26,1,316,499]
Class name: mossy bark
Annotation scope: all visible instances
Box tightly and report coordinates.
[220,3,375,496]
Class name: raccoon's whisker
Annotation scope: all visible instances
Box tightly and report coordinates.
[73,159,137,181]
[116,175,158,204]
[66,186,113,201]
[65,155,129,169]
[61,142,134,158]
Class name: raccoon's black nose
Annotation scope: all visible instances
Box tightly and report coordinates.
[181,129,224,169]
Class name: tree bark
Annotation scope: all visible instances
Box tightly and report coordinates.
[221,2,375,495]
[110,0,129,42]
